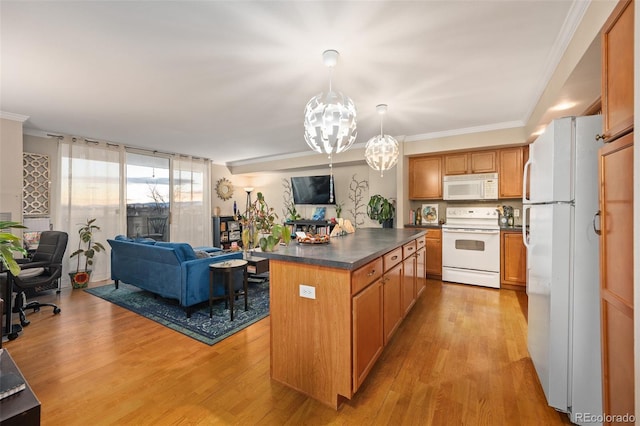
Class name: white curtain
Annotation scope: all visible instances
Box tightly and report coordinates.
[170,156,212,247]
[57,139,125,284]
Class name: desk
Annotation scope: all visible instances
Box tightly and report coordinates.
[2,270,21,342]
[0,349,41,426]
[209,259,248,321]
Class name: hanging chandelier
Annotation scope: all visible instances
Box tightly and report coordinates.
[304,50,357,202]
[365,104,399,177]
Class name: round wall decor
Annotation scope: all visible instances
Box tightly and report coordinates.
[215,177,234,201]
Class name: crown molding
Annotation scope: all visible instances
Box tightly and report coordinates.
[404,120,523,142]
[0,111,30,122]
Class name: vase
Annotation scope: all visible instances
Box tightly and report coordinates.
[69,271,92,289]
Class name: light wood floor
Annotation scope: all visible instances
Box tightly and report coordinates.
[3,279,571,425]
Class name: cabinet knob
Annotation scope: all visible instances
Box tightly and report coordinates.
[595,134,606,141]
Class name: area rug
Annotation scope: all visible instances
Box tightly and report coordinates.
[85,279,270,345]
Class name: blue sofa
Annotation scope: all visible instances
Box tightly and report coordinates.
[108,236,243,316]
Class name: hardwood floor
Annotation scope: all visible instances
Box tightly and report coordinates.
[3,279,571,425]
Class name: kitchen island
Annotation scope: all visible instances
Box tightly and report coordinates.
[258,228,426,408]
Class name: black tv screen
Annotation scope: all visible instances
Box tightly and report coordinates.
[291,175,335,205]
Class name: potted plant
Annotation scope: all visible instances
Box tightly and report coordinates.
[241,192,291,252]
[367,194,396,228]
[69,218,105,288]
[0,221,27,276]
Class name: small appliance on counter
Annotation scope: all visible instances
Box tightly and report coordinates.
[497,205,514,227]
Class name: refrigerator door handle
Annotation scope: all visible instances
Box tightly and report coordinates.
[522,205,530,249]
[522,157,532,203]
[593,210,601,235]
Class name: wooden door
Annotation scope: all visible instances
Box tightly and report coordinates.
[602,0,634,142]
[425,229,442,278]
[498,147,524,198]
[416,247,426,298]
[500,231,526,289]
[470,150,497,173]
[401,255,416,316]
[383,263,402,344]
[409,156,442,199]
[599,132,634,421]
[352,279,383,392]
[444,153,468,175]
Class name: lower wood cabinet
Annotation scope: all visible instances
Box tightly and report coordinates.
[416,247,426,298]
[401,254,416,316]
[425,228,442,278]
[383,263,403,345]
[352,278,384,391]
[500,230,526,290]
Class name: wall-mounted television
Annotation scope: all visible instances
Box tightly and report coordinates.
[291,175,335,205]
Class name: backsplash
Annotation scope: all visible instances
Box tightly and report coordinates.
[408,199,524,227]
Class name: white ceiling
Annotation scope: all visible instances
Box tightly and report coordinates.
[1,1,599,166]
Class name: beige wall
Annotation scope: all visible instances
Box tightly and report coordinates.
[0,116,25,223]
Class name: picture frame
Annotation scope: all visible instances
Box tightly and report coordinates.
[421,204,438,224]
[229,230,241,241]
[227,221,239,231]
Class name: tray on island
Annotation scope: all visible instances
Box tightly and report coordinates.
[296,236,330,245]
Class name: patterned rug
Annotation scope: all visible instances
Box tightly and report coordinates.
[85,278,270,345]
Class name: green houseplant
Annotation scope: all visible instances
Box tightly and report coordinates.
[241,192,291,252]
[0,221,27,276]
[69,218,105,288]
[367,194,395,228]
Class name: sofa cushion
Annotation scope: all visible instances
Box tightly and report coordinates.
[115,234,133,242]
[155,242,197,262]
[194,250,210,259]
[134,237,157,245]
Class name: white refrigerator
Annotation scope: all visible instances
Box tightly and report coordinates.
[522,115,603,425]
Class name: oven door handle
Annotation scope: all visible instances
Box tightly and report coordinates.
[442,228,500,235]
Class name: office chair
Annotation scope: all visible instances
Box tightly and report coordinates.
[8,231,68,327]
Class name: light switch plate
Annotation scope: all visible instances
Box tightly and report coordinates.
[299,284,316,299]
[514,208,520,218]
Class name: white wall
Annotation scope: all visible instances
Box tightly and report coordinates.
[0,116,26,223]
[211,161,398,229]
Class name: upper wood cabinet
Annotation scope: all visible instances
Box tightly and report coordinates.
[602,0,634,142]
[409,155,442,199]
[444,150,497,175]
[498,147,525,198]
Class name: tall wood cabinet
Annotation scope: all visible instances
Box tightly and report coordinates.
[498,147,527,199]
[601,0,634,142]
[598,1,634,422]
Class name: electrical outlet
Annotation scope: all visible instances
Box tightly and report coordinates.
[514,209,520,218]
[299,284,316,299]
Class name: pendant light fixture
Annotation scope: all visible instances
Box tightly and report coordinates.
[304,49,357,202]
[365,104,399,177]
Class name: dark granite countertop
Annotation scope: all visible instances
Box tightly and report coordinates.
[256,228,426,271]
[404,223,442,229]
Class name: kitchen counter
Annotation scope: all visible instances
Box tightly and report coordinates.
[258,228,425,270]
[266,228,427,409]
[404,223,442,229]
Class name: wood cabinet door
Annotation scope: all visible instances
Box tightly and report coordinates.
[599,132,634,421]
[498,147,524,199]
[470,150,497,173]
[383,263,403,345]
[425,229,442,277]
[416,247,426,298]
[401,255,416,316]
[444,153,468,175]
[409,156,442,199]
[602,0,634,142]
[352,279,384,392]
[500,231,526,288]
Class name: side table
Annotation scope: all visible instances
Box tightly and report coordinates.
[209,259,248,321]
[0,349,41,426]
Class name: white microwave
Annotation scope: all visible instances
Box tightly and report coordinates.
[443,173,499,200]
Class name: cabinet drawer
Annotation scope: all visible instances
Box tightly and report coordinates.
[403,240,417,258]
[415,235,426,250]
[352,257,383,295]
[383,248,402,271]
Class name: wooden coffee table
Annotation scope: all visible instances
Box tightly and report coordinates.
[243,254,269,283]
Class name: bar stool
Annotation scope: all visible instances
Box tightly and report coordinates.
[209,259,248,320]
